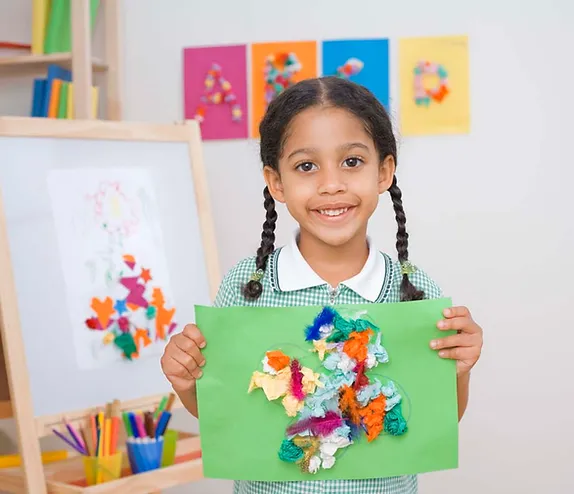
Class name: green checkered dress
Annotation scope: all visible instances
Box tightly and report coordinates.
[214,247,442,494]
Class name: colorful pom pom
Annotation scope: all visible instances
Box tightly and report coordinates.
[193,63,243,124]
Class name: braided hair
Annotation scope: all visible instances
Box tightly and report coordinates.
[242,76,424,302]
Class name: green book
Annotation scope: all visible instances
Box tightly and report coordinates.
[57,81,69,118]
[44,0,100,54]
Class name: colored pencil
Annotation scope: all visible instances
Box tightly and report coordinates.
[52,429,86,455]
[62,418,86,454]
[165,393,176,412]
[153,396,168,420]
[144,411,155,438]
[97,411,104,457]
[128,412,139,438]
[122,411,133,437]
[103,418,111,456]
[80,426,92,456]
[134,412,146,438]
[155,411,172,438]
[109,400,120,455]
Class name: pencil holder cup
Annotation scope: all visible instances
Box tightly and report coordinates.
[161,429,178,467]
[82,452,123,485]
[127,437,164,474]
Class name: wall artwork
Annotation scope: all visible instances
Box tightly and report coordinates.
[48,168,178,370]
[250,41,317,138]
[322,39,390,109]
[183,44,249,140]
[398,35,470,136]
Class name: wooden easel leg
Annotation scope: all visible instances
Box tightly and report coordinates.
[0,194,47,493]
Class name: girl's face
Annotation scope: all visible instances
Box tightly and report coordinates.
[264,106,395,249]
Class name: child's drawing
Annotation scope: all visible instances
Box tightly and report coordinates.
[48,168,177,370]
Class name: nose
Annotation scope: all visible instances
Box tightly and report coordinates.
[317,165,347,195]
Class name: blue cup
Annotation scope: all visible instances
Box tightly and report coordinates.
[126,437,164,473]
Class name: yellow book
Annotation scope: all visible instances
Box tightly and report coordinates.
[31,0,52,54]
[66,82,74,118]
[66,83,99,119]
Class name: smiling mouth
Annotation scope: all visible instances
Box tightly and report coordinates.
[317,207,350,217]
[311,205,356,220]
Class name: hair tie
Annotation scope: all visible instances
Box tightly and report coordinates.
[400,261,417,275]
[250,269,265,283]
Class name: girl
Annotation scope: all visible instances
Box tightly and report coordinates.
[161,76,483,494]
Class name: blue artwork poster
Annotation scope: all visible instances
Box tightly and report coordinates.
[322,39,390,109]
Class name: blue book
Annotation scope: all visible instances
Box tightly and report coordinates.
[40,64,72,117]
[31,78,47,117]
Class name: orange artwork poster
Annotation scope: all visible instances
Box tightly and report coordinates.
[250,41,318,138]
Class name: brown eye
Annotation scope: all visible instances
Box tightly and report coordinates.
[343,157,363,168]
[296,162,317,172]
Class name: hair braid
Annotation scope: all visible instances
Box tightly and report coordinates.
[388,176,425,302]
[242,186,277,300]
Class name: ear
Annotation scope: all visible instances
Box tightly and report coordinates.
[263,166,285,203]
[378,155,396,194]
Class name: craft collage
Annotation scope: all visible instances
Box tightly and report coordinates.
[183,35,470,140]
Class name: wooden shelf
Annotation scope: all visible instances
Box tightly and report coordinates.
[0,432,203,493]
[0,53,108,75]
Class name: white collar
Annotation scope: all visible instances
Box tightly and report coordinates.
[273,232,387,302]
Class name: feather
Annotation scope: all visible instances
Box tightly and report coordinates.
[346,419,362,440]
[305,306,337,341]
[352,360,369,390]
[339,385,362,425]
[286,410,344,437]
[290,359,305,401]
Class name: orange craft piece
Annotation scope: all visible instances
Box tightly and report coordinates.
[343,329,373,362]
[152,288,175,340]
[430,84,449,102]
[122,254,136,269]
[359,394,387,442]
[339,385,361,425]
[134,328,152,352]
[265,350,290,371]
[90,296,115,328]
[140,268,152,282]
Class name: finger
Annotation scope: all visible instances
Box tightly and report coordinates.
[437,346,480,360]
[437,316,479,334]
[161,352,194,380]
[169,346,204,379]
[173,334,206,368]
[182,324,206,349]
[430,333,474,350]
[443,306,470,319]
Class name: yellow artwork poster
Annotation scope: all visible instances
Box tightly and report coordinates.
[398,35,470,136]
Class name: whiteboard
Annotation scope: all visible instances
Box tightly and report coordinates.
[0,120,218,418]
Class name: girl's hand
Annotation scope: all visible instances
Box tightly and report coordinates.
[430,306,483,376]
[161,323,206,392]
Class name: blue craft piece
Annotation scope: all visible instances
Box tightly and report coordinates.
[114,299,127,315]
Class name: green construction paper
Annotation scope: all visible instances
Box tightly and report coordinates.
[195,299,458,481]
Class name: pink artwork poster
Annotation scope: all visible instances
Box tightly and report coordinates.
[183,44,249,140]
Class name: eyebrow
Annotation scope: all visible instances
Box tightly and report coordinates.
[287,142,370,159]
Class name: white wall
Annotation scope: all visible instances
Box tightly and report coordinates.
[2,1,574,493]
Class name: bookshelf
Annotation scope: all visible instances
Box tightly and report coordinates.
[0,0,122,120]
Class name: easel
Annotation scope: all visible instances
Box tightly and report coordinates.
[0,117,220,493]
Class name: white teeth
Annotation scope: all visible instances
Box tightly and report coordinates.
[318,208,348,217]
